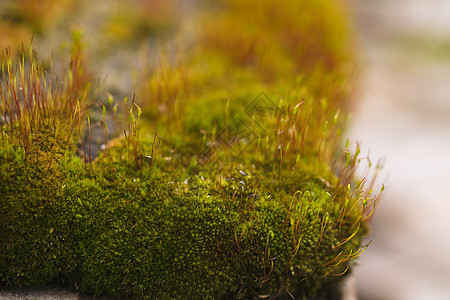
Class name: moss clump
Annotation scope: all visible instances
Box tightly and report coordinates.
[1,0,380,299]
[1,145,371,299]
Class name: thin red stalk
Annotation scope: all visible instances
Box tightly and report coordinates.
[87,113,92,173]
[124,130,130,164]
[78,102,87,169]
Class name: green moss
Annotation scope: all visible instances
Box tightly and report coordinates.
[0,0,379,299]
[0,144,65,286]
[102,3,177,46]
[1,137,371,298]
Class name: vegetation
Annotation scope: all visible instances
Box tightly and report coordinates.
[0,0,382,299]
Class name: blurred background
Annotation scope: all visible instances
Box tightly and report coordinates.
[348,0,450,299]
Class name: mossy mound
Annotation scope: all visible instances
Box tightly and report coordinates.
[1,142,369,299]
[0,0,379,299]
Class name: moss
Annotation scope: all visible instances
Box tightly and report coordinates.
[1,135,371,298]
[0,0,75,36]
[0,144,66,286]
[102,1,178,46]
[0,0,379,299]
[197,0,354,94]
[0,150,371,299]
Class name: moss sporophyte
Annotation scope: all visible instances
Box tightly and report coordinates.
[0,0,382,299]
